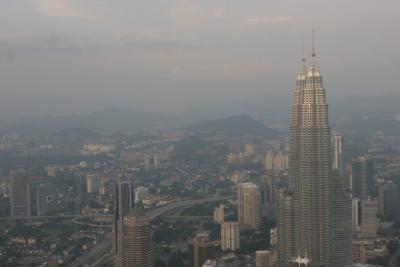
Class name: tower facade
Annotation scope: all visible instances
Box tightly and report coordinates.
[113,176,135,255]
[237,183,260,229]
[121,212,153,267]
[10,167,31,217]
[221,222,240,251]
[278,50,352,266]
[352,156,373,200]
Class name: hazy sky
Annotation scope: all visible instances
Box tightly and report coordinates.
[0,0,399,122]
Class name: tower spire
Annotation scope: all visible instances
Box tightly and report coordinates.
[312,30,316,58]
[302,35,306,63]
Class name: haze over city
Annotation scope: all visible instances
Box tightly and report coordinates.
[1,0,399,123]
[1,1,400,267]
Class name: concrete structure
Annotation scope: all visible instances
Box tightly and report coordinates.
[188,233,218,267]
[352,157,373,201]
[265,150,274,170]
[333,135,343,172]
[277,190,295,265]
[270,228,277,246]
[121,212,153,267]
[378,180,399,220]
[256,250,276,267]
[113,176,135,256]
[237,183,260,229]
[261,175,276,204]
[134,186,149,204]
[277,51,352,266]
[213,204,225,224]
[330,175,353,266]
[352,198,362,233]
[221,222,240,251]
[360,198,377,238]
[10,167,31,217]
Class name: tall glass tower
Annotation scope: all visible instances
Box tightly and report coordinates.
[278,46,352,267]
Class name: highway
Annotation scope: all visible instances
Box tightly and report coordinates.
[67,195,233,267]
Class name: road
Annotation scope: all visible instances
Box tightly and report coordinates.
[67,195,233,267]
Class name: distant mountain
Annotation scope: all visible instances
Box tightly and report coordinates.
[3,108,183,136]
[49,127,101,144]
[187,114,278,136]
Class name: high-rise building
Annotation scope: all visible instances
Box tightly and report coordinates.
[352,157,374,200]
[113,176,135,255]
[188,233,218,267]
[237,183,260,229]
[277,49,352,266]
[121,212,153,267]
[261,175,276,204]
[273,152,287,171]
[378,180,399,221]
[276,190,295,265]
[36,184,62,216]
[359,198,378,239]
[344,163,353,192]
[265,150,274,170]
[213,204,225,224]
[352,198,361,234]
[86,174,94,193]
[256,250,276,267]
[330,175,353,266]
[221,222,240,251]
[10,167,31,217]
[333,135,343,174]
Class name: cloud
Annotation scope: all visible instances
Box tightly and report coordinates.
[243,16,293,25]
[32,0,93,19]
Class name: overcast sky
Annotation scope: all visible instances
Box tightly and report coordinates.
[0,0,399,122]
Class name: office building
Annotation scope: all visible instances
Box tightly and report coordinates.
[121,212,153,267]
[352,198,361,233]
[36,184,61,216]
[237,183,260,229]
[333,135,343,172]
[378,180,399,220]
[10,167,31,217]
[360,198,378,239]
[276,190,295,265]
[113,176,135,255]
[352,157,373,200]
[221,222,240,251]
[277,49,352,266]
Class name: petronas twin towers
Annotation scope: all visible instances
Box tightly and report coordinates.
[277,48,352,267]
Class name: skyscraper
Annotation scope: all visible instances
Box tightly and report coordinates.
[10,167,31,217]
[278,46,352,266]
[378,180,399,220]
[237,183,260,229]
[113,176,135,256]
[121,212,153,267]
[221,222,240,251]
[276,190,295,265]
[333,135,343,173]
[352,156,373,200]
